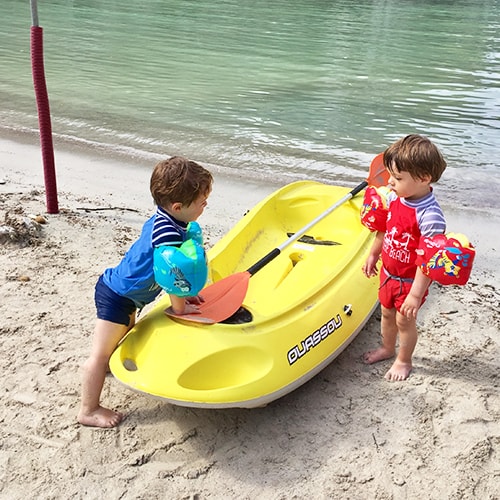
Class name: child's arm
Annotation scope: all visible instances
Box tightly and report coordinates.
[400,267,432,319]
[169,294,202,315]
[362,231,384,278]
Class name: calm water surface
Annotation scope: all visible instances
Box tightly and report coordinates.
[1,0,499,207]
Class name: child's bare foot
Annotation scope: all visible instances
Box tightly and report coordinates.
[384,359,412,381]
[362,347,395,364]
[78,406,124,428]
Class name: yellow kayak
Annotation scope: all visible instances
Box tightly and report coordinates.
[110,180,379,408]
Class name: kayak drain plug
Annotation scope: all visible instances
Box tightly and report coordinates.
[123,358,138,371]
[344,304,353,316]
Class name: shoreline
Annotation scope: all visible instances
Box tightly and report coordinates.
[2,126,499,213]
[0,132,283,241]
[1,131,499,498]
[0,127,298,196]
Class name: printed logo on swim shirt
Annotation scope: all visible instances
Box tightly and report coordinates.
[383,227,415,265]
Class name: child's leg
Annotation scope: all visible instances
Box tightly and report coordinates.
[363,305,398,364]
[384,311,417,381]
[78,316,133,428]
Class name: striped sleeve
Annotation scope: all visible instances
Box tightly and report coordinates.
[416,196,446,237]
[152,208,185,247]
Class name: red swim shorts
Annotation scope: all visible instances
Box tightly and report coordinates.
[378,272,428,312]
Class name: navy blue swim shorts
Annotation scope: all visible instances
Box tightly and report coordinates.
[94,275,136,326]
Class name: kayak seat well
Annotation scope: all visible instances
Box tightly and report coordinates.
[208,183,368,319]
[245,238,352,316]
[177,346,273,391]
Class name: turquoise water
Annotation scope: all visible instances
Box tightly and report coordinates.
[1,0,499,206]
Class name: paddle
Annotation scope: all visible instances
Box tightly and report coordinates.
[165,153,388,324]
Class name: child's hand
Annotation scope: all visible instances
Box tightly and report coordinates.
[181,302,202,315]
[362,254,380,278]
[170,295,202,315]
[400,267,430,318]
[172,295,206,315]
[186,295,205,306]
[363,233,383,278]
[400,293,422,319]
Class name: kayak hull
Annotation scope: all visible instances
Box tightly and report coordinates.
[110,181,379,408]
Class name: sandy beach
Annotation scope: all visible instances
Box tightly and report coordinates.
[1,134,499,499]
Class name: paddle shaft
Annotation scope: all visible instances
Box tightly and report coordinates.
[246,180,368,276]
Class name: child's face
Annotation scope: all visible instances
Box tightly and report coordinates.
[174,191,210,223]
[387,164,431,200]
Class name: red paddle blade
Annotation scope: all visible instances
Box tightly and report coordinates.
[367,152,389,187]
[165,271,251,324]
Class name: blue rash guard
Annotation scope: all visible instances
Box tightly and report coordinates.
[101,207,188,308]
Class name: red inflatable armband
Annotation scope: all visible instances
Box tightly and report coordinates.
[360,186,390,232]
[416,233,475,286]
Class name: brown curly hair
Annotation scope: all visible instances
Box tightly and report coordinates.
[384,134,447,182]
[150,156,213,207]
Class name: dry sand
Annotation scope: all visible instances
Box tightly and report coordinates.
[0,135,499,499]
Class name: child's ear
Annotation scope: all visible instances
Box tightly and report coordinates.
[171,202,183,213]
[420,174,432,185]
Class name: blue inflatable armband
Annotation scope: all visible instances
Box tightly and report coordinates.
[186,221,203,245]
[153,239,208,296]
